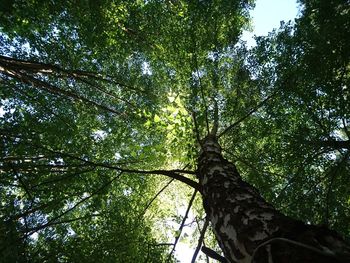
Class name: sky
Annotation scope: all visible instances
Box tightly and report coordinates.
[241,0,300,47]
[176,0,299,262]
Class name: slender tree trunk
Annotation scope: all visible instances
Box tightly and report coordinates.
[197,135,350,263]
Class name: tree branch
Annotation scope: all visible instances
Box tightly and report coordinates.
[304,139,350,150]
[201,246,229,263]
[251,237,340,262]
[140,178,174,216]
[0,54,144,93]
[0,67,125,116]
[191,218,209,263]
[24,172,122,237]
[210,97,219,136]
[41,148,200,190]
[218,93,274,138]
[168,189,198,260]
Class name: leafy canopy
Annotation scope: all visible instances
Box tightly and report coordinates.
[1,0,350,262]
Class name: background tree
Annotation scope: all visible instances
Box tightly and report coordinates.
[0,0,349,262]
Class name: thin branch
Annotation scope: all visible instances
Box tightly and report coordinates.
[73,75,138,109]
[191,218,209,263]
[275,148,332,202]
[141,178,174,216]
[0,155,47,162]
[30,168,95,189]
[2,128,200,190]
[24,172,123,237]
[210,97,219,136]
[218,93,275,138]
[26,214,101,234]
[1,68,125,116]
[210,49,220,136]
[2,213,102,259]
[41,148,200,190]
[1,183,108,255]
[6,196,70,221]
[10,164,33,200]
[192,110,202,145]
[69,71,146,94]
[192,39,209,134]
[120,168,199,191]
[225,150,284,178]
[168,189,198,260]
[0,54,144,93]
[10,84,76,130]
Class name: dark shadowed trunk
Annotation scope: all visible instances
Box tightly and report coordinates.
[197,134,350,263]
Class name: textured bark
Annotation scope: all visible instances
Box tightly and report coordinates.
[197,135,350,263]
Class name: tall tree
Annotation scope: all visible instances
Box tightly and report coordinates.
[1,0,350,262]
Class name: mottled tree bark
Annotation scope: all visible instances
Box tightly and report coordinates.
[197,135,350,263]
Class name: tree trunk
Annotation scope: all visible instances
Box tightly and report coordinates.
[197,135,350,263]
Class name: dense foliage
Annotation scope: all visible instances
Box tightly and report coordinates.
[1,0,349,262]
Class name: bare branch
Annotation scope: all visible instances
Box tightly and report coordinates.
[191,218,209,263]
[168,189,198,260]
